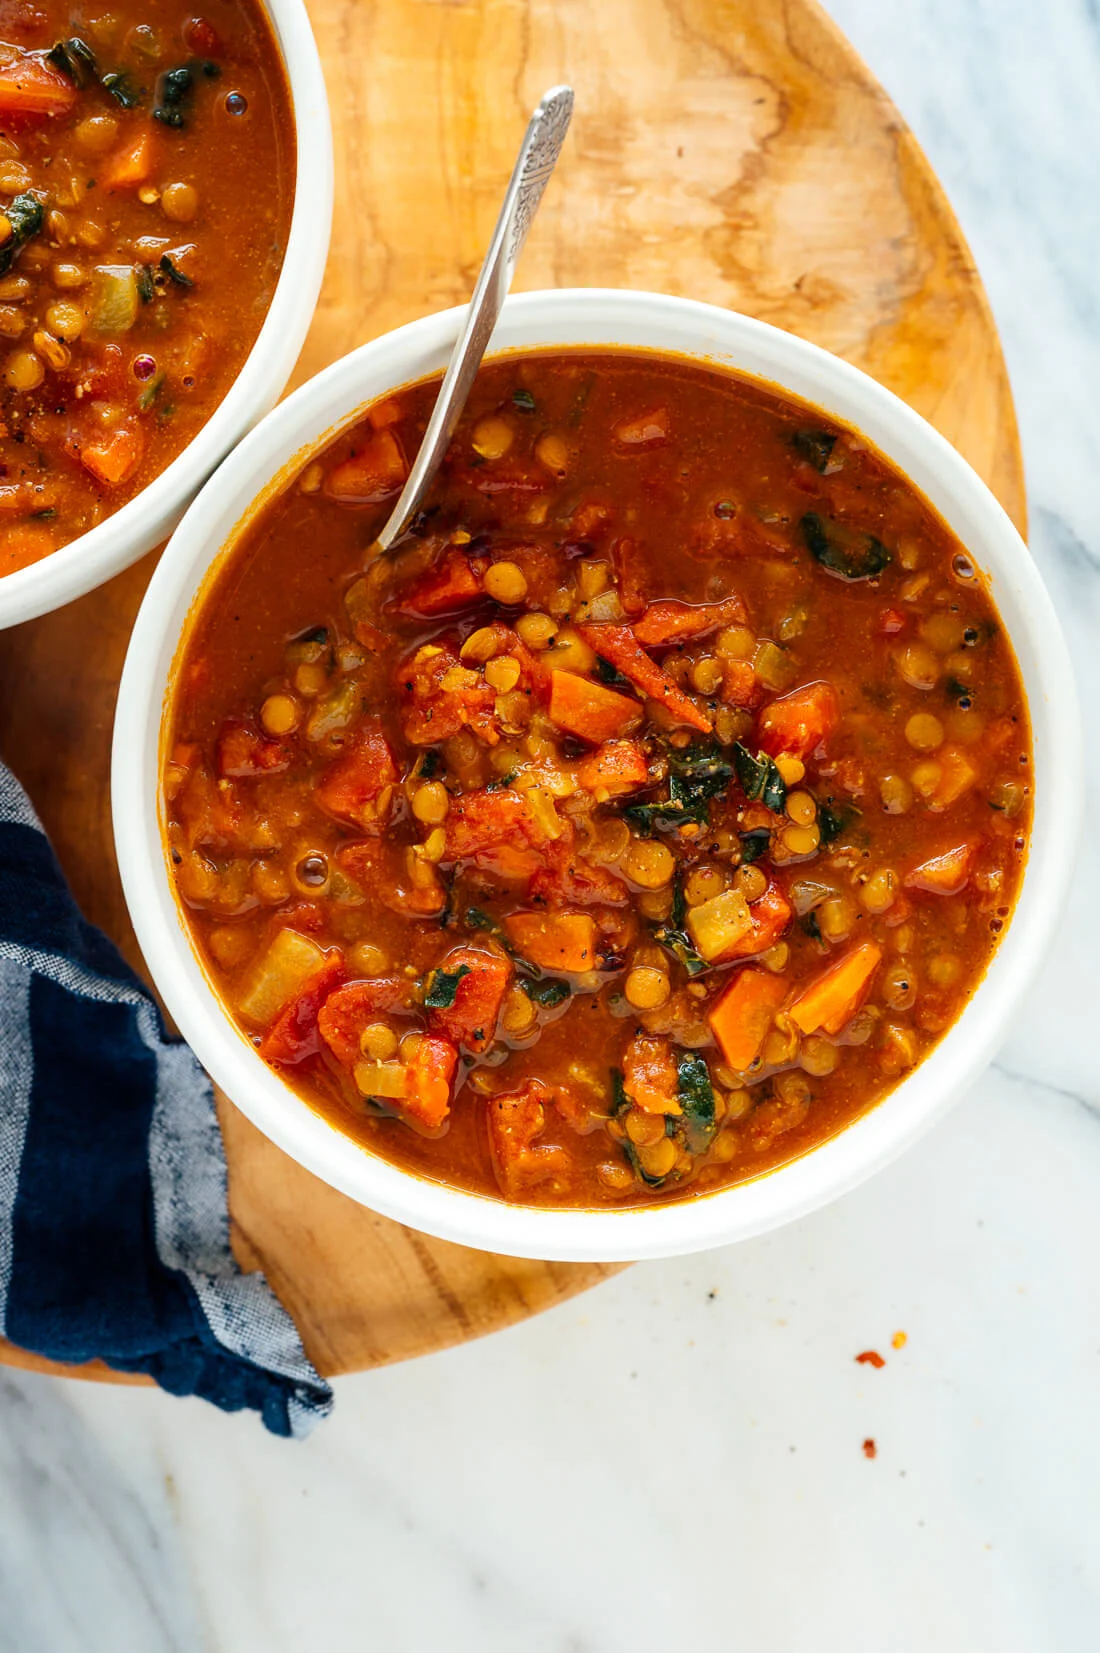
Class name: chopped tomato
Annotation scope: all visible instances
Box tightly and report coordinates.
[486,1081,571,1199]
[622,1032,681,1114]
[757,681,840,760]
[443,787,538,860]
[723,881,793,959]
[427,946,512,1054]
[575,739,649,796]
[315,720,398,826]
[317,976,412,1067]
[337,839,447,917]
[259,954,347,1065]
[216,720,290,778]
[0,53,78,119]
[392,548,487,617]
[79,422,146,487]
[396,639,499,746]
[904,842,978,896]
[528,827,629,907]
[402,1035,459,1130]
[633,593,747,646]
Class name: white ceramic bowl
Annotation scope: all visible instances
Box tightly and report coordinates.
[113,289,1081,1262]
[0,0,332,630]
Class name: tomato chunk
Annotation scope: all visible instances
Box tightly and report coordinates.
[318,977,412,1068]
[576,739,649,797]
[0,54,78,119]
[904,842,978,896]
[260,954,347,1065]
[633,593,747,646]
[622,1032,681,1115]
[315,720,398,827]
[486,1081,571,1199]
[576,623,712,733]
[217,720,290,778]
[426,946,512,1054]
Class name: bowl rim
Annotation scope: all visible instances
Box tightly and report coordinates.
[0,0,333,630]
[112,287,1083,1263]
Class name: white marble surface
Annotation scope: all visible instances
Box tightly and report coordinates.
[3,3,1099,1648]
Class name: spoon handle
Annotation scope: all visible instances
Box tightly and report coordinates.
[374,84,574,553]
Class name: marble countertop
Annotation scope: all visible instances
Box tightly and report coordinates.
[3,2,1097,1647]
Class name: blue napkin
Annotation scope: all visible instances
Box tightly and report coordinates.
[0,765,333,1436]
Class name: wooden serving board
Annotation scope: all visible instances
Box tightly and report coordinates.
[0,0,1025,1386]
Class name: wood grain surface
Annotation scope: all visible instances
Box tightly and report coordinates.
[0,0,1024,1386]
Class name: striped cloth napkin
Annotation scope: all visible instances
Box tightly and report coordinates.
[0,764,332,1436]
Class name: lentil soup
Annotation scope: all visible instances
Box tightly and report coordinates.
[0,1,293,575]
[164,350,1032,1209]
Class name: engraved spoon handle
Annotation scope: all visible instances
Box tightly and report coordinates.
[374,84,574,553]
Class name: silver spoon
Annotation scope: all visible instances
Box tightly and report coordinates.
[373,84,574,554]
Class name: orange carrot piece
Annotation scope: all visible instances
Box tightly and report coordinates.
[548,669,642,744]
[100,129,156,189]
[708,968,789,1071]
[926,745,977,810]
[79,422,145,486]
[393,548,486,617]
[622,1032,681,1115]
[788,941,882,1036]
[504,910,598,973]
[0,55,78,119]
[576,622,712,732]
[904,842,977,896]
[633,593,747,647]
[402,1035,458,1130]
[324,429,407,502]
[757,681,840,760]
[576,739,649,796]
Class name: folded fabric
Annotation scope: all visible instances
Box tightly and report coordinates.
[0,765,333,1436]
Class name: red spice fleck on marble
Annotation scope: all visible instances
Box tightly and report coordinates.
[862,1438,877,1460]
[856,1349,886,1368]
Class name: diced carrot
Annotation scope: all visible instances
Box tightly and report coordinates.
[0,54,78,119]
[926,745,977,810]
[576,623,712,733]
[367,396,402,428]
[634,593,747,646]
[904,842,977,896]
[486,1081,571,1199]
[402,1035,458,1130]
[788,941,882,1036]
[722,880,793,960]
[878,607,907,637]
[100,129,156,190]
[576,739,649,797]
[259,954,347,1065]
[757,680,840,760]
[216,720,290,778]
[392,549,487,617]
[622,1032,681,1115]
[79,422,146,486]
[548,669,642,744]
[504,910,598,973]
[315,720,398,826]
[708,968,789,1072]
[426,945,512,1054]
[318,976,411,1067]
[324,429,407,502]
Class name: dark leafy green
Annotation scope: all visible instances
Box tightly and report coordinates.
[159,254,194,289]
[625,741,732,834]
[136,264,155,304]
[594,654,632,689]
[652,871,708,976]
[739,827,771,864]
[677,1053,717,1154]
[512,387,536,413]
[791,429,838,473]
[47,36,97,86]
[137,370,165,413]
[423,964,471,1010]
[801,911,822,942]
[521,977,571,1008]
[801,512,890,582]
[610,1067,629,1118]
[0,194,43,279]
[153,59,220,127]
[733,743,786,813]
[101,70,141,108]
[817,801,849,846]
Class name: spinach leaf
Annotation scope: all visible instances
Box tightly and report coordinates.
[739,827,771,864]
[101,70,141,108]
[733,743,786,813]
[801,910,822,941]
[512,387,536,413]
[0,194,43,279]
[610,1067,629,1117]
[625,741,732,834]
[137,370,165,413]
[159,253,194,289]
[801,512,890,582]
[652,917,708,977]
[677,1052,717,1154]
[136,264,155,304]
[521,977,571,1008]
[791,429,838,473]
[817,800,849,846]
[594,654,632,689]
[423,964,471,1009]
[47,36,97,86]
[153,58,220,127]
